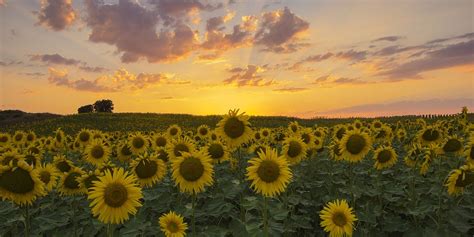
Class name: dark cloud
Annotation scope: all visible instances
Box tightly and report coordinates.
[20,72,46,77]
[335,49,367,61]
[201,14,257,54]
[85,0,197,63]
[273,87,308,93]
[372,36,403,42]
[255,7,310,53]
[160,96,174,100]
[150,0,223,25]
[30,53,80,65]
[0,60,23,66]
[35,0,76,31]
[377,39,474,79]
[289,52,333,70]
[47,68,115,92]
[223,65,275,87]
[312,74,368,86]
[426,32,474,44]
[30,53,108,72]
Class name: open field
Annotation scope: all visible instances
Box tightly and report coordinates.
[0,110,473,236]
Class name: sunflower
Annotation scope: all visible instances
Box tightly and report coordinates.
[23,152,41,168]
[0,150,23,166]
[26,144,42,156]
[373,146,398,170]
[465,137,474,164]
[84,139,111,166]
[288,121,300,134]
[261,128,271,140]
[333,125,347,141]
[445,164,474,196]
[53,154,74,173]
[88,168,143,224]
[152,133,169,149]
[77,129,93,146]
[116,142,133,163]
[439,135,464,155]
[216,109,253,148]
[209,132,219,141]
[156,147,170,163]
[0,161,45,206]
[320,199,357,237]
[78,170,101,194]
[25,131,36,144]
[404,144,423,168]
[167,125,182,138]
[197,125,210,139]
[371,120,383,130]
[0,133,11,146]
[159,211,188,237]
[339,130,372,163]
[129,133,149,154]
[54,129,66,148]
[12,131,27,146]
[36,163,59,193]
[373,125,393,143]
[58,167,86,196]
[171,151,214,194]
[167,137,195,160]
[418,126,443,145]
[246,148,292,197]
[131,153,167,188]
[248,143,271,156]
[329,142,342,162]
[396,129,407,141]
[281,136,307,165]
[204,141,230,163]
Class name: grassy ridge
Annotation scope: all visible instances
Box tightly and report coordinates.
[1,111,472,135]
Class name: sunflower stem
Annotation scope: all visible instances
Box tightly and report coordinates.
[107,224,114,237]
[192,194,196,237]
[72,196,77,237]
[24,205,30,237]
[263,196,269,237]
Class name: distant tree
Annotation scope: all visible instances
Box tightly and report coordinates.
[93,99,114,113]
[78,104,94,114]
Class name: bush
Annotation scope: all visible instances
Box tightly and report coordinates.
[93,99,114,113]
[77,105,94,114]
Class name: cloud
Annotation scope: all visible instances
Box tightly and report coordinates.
[0,60,23,66]
[377,39,474,79]
[201,14,258,54]
[335,49,368,61]
[223,65,275,87]
[150,0,223,26]
[312,98,474,118]
[29,53,109,73]
[30,53,80,65]
[35,0,76,31]
[372,36,403,42]
[47,67,189,92]
[85,0,198,63]
[254,7,309,53]
[426,32,474,44]
[20,72,46,77]
[312,74,369,86]
[273,87,308,93]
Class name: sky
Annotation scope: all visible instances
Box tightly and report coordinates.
[0,0,473,118]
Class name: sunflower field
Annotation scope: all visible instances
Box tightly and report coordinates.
[0,108,473,237]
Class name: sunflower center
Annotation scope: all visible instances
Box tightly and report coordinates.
[135,159,158,179]
[27,134,34,141]
[377,150,392,164]
[374,122,382,129]
[443,139,462,153]
[470,146,474,159]
[167,221,179,233]
[422,129,440,141]
[91,145,105,159]
[345,134,366,155]
[79,132,90,142]
[64,172,81,190]
[0,136,8,143]
[120,145,133,156]
[301,134,310,144]
[208,144,224,159]
[84,175,99,189]
[56,133,62,142]
[199,128,208,136]
[376,130,386,139]
[1,155,17,166]
[28,146,40,155]
[173,144,189,157]
[157,150,169,162]
[132,137,145,149]
[56,161,71,173]
[14,134,23,141]
[290,125,298,133]
[262,131,269,136]
[179,157,204,182]
[315,131,322,137]
[255,133,261,140]
[455,171,474,187]
[224,117,245,138]
[287,141,302,158]
[332,211,347,227]
[0,168,35,194]
[155,137,167,147]
[104,183,128,208]
[25,154,37,167]
[336,128,346,140]
[39,171,51,185]
[170,128,178,136]
[257,160,280,183]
